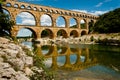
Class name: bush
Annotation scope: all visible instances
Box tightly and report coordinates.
[90,36,94,41]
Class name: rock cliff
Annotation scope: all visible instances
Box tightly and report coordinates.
[0,37,46,80]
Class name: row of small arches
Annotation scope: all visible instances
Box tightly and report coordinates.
[15,12,93,28]
[3,8,95,29]
[3,9,91,28]
[17,28,88,39]
[5,2,98,19]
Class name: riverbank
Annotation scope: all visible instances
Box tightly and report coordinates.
[37,33,120,46]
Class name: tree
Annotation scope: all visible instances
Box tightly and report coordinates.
[93,8,120,33]
[0,13,14,36]
[88,20,94,33]
[70,25,77,28]
[0,0,15,37]
[0,0,6,12]
[0,3,3,13]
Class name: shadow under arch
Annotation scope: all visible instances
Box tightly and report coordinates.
[57,29,68,38]
[41,29,54,39]
[70,47,79,53]
[16,11,36,26]
[41,45,55,56]
[70,30,79,38]
[57,46,68,54]
[81,30,87,36]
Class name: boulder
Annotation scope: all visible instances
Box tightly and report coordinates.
[8,58,25,70]
[0,37,10,44]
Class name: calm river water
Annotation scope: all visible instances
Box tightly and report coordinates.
[23,42,120,80]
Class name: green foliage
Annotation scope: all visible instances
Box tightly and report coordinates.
[81,23,86,29]
[41,30,49,37]
[90,36,94,41]
[0,2,15,37]
[57,30,62,36]
[24,47,54,80]
[88,20,94,33]
[93,8,120,33]
[95,38,120,45]
[0,13,15,36]
[0,0,6,2]
[33,54,46,69]
[30,54,54,80]
[70,25,77,28]
[0,3,3,13]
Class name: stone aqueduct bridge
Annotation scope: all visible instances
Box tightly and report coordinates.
[3,0,98,40]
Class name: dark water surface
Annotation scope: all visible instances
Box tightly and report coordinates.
[23,42,120,80]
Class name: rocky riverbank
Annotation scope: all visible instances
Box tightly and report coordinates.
[0,37,53,80]
[37,33,120,45]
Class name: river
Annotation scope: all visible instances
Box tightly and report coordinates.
[22,42,120,80]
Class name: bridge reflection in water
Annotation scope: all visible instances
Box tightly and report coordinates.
[33,44,98,71]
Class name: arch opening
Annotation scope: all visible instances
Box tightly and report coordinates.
[6,3,11,7]
[20,5,25,9]
[80,19,87,29]
[57,46,68,54]
[16,12,36,26]
[41,45,52,55]
[14,4,19,8]
[70,18,77,28]
[27,6,32,10]
[57,56,66,67]
[33,7,37,11]
[70,54,77,64]
[70,30,79,38]
[57,29,68,38]
[40,14,52,26]
[16,28,37,42]
[56,16,66,27]
[70,48,79,53]
[41,29,53,39]
[81,31,87,36]
[80,49,88,63]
